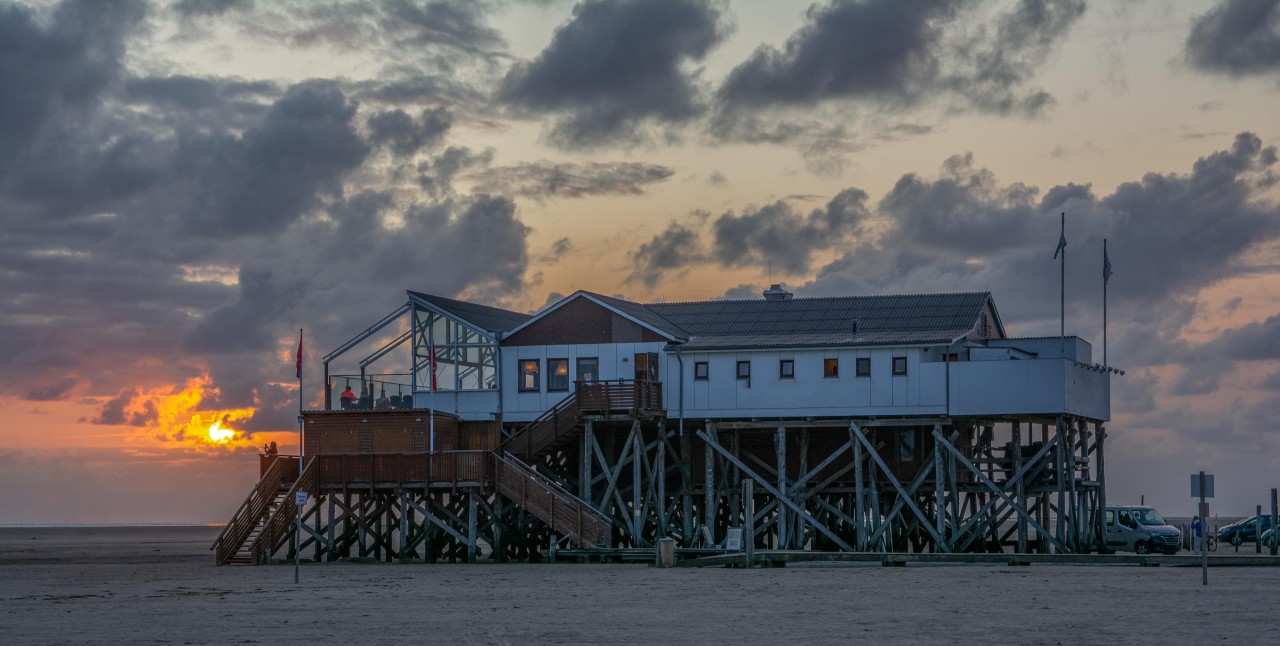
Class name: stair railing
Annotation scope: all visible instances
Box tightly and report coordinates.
[212,457,294,565]
[494,451,611,548]
[246,456,319,565]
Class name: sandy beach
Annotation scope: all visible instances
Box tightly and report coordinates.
[2,526,1277,645]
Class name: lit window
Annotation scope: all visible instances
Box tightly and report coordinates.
[824,358,838,378]
[779,359,794,379]
[548,358,569,391]
[519,359,540,392]
[694,361,709,380]
[736,361,751,380]
[576,357,598,383]
[856,358,871,377]
[893,357,907,375]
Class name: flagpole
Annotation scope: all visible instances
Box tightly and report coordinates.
[1059,212,1066,357]
[295,328,303,585]
[1103,239,1108,368]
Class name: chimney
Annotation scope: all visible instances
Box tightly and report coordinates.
[762,284,792,301]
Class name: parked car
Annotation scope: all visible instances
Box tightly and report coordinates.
[1216,514,1274,546]
[1261,527,1277,549]
[1099,505,1180,555]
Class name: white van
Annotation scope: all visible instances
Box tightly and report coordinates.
[1099,506,1181,555]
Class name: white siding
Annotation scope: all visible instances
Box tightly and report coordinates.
[501,341,666,422]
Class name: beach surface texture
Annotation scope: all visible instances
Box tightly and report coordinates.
[2,526,1277,644]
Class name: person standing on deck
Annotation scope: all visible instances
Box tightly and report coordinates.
[340,384,356,408]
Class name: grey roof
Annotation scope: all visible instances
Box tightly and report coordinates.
[408,291,531,334]
[647,292,992,344]
[586,292,688,340]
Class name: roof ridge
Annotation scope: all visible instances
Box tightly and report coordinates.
[645,291,992,307]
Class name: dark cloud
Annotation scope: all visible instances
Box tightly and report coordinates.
[468,160,674,200]
[173,0,252,18]
[1185,0,1280,77]
[1040,182,1094,212]
[707,170,727,186]
[417,145,495,198]
[165,79,369,236]
[715,0,1083,116]
[0,0,146,178]
[121,74,278,125]
[367,106,452,157]
[499,0,726,148]
[718,1,959,109]
[712,189,872,273]
[627,223,703,287]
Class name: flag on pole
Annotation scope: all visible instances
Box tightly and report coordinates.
[429,339,438,392]
[1103,244,1113,285]
[1053,218,1067,259]
[295,330,303,379]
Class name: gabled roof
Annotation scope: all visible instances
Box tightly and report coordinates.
[503,290,687,341]
[648,292,995,348]
[505,290,998,350]
[407,291,530,335]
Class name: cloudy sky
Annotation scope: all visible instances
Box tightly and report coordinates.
[2,0,1278,523]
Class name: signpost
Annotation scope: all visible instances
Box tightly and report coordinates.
[1191,472,1213,586]
[295,490,308,584]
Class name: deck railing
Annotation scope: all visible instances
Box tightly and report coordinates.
[577,379,662,415]
[312,451,490,487]
[494,452,611,548]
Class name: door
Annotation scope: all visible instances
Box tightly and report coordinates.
[634,352,658,381]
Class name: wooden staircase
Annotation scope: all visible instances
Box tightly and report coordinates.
[493,452,611,548]
[501,391,582,461]
[501,379,664,462]
[212,457,311,565]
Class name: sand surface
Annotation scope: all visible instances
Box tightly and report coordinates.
[2,526,1277,645]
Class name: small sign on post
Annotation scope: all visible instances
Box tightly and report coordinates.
[724,527,743,551]
[1190,474,1214,498]
[295,491,309,506]
[1192,471,1212,586]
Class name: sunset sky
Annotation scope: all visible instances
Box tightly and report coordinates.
[2,0,1279,524]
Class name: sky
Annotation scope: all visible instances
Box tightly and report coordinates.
[1,0,1279,524]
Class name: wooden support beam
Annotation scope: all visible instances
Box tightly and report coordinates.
[852,423,950,550]
[931,427,1067,553]
[697,430,855,552]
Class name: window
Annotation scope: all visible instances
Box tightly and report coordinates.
[823,358,839,378]
[897,431,916,461]
[945,353,959,362]
[694,361,709,380]
[736,361,751,380]
[577,357,598,383]
[855,357,871,377]
[892,357,908,375]
[519,359,540,392]
[779,359,794,379]
[548,358,569,391]
[635,352,659,381]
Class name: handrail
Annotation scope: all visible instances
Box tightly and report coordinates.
[247,457,319,565]
[212,457,294,564]
[494,451,611,548]
[501,390,580,459]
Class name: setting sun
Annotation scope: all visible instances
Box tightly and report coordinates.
[207,420,236,443]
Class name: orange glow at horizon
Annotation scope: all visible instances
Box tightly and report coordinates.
[126,376,259,450]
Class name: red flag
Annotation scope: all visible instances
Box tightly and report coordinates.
[429,339,438,392]
[295,330,303,379]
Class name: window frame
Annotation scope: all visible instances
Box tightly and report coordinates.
[892,356,908,376]
[576,357,599,383]
[823,358,839,378]
[694,361,709,381]
[779,359,794,379]
[855,357,871,377]
[736,360,751,380]
[518,359,541,392]
[547,357,569,392]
